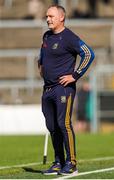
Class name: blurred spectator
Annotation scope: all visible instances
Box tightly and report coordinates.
[87,0,98,18]
[88,0,111,18]
[71,9,90,19]
[71,0,112,19]
[75,80,91,133]
[52,0,59,5]
[23,0,45,20]
[102,0,111,3]
[71,0,98,19]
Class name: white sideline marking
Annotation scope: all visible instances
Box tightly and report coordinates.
[56,167,114,179]
[79,156,114,162]
[0,162,44,170]
[0,156,114,170]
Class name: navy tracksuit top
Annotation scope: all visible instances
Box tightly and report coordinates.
[39,28,95,87]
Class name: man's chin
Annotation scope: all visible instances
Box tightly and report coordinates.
[48,25,54,30]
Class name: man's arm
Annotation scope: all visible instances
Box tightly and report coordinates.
[72,40,95,81]
[37,59,43,77]
[36,48,43,77]
[59,40,95,86]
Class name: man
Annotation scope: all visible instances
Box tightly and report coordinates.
[76,80,91,133]
[38,5,95,175]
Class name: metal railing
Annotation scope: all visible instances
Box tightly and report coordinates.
[90,64,114,133]
[0,19,114,109]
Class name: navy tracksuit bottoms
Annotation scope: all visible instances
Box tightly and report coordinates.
[42,84,76,166]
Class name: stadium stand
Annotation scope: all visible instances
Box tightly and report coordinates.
[0,0,52,20]
[0,0,114,20]
[0,20,112,49]
[0,57,27,79]
[0,0,114,105]
[0,26,43,49]
[0,0,28,19]
[69,24,112,49]
[0,20,113,104]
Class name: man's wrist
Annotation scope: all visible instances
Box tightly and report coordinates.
[72,71,81,81]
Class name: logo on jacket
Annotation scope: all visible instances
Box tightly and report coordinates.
[52,43,59,49]
[61,96,66,103]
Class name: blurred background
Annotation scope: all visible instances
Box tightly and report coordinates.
[0,0,114,135]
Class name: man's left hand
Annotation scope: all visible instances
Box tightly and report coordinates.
[59,75,75,86]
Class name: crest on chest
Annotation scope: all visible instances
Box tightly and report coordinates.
[52,43,59,49]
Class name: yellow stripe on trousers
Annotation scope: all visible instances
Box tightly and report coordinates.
[65,94,75,163]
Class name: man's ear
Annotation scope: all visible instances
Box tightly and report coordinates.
[60,15,64,22]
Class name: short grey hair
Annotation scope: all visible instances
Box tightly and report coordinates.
[48,5,66,21]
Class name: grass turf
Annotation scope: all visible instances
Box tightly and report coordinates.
[0,133,114,179]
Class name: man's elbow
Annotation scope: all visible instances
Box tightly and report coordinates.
[90,49,95,62]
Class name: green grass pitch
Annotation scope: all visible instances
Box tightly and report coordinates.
[0,133,114,179]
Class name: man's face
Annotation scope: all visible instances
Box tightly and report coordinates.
[46,7,64,31]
